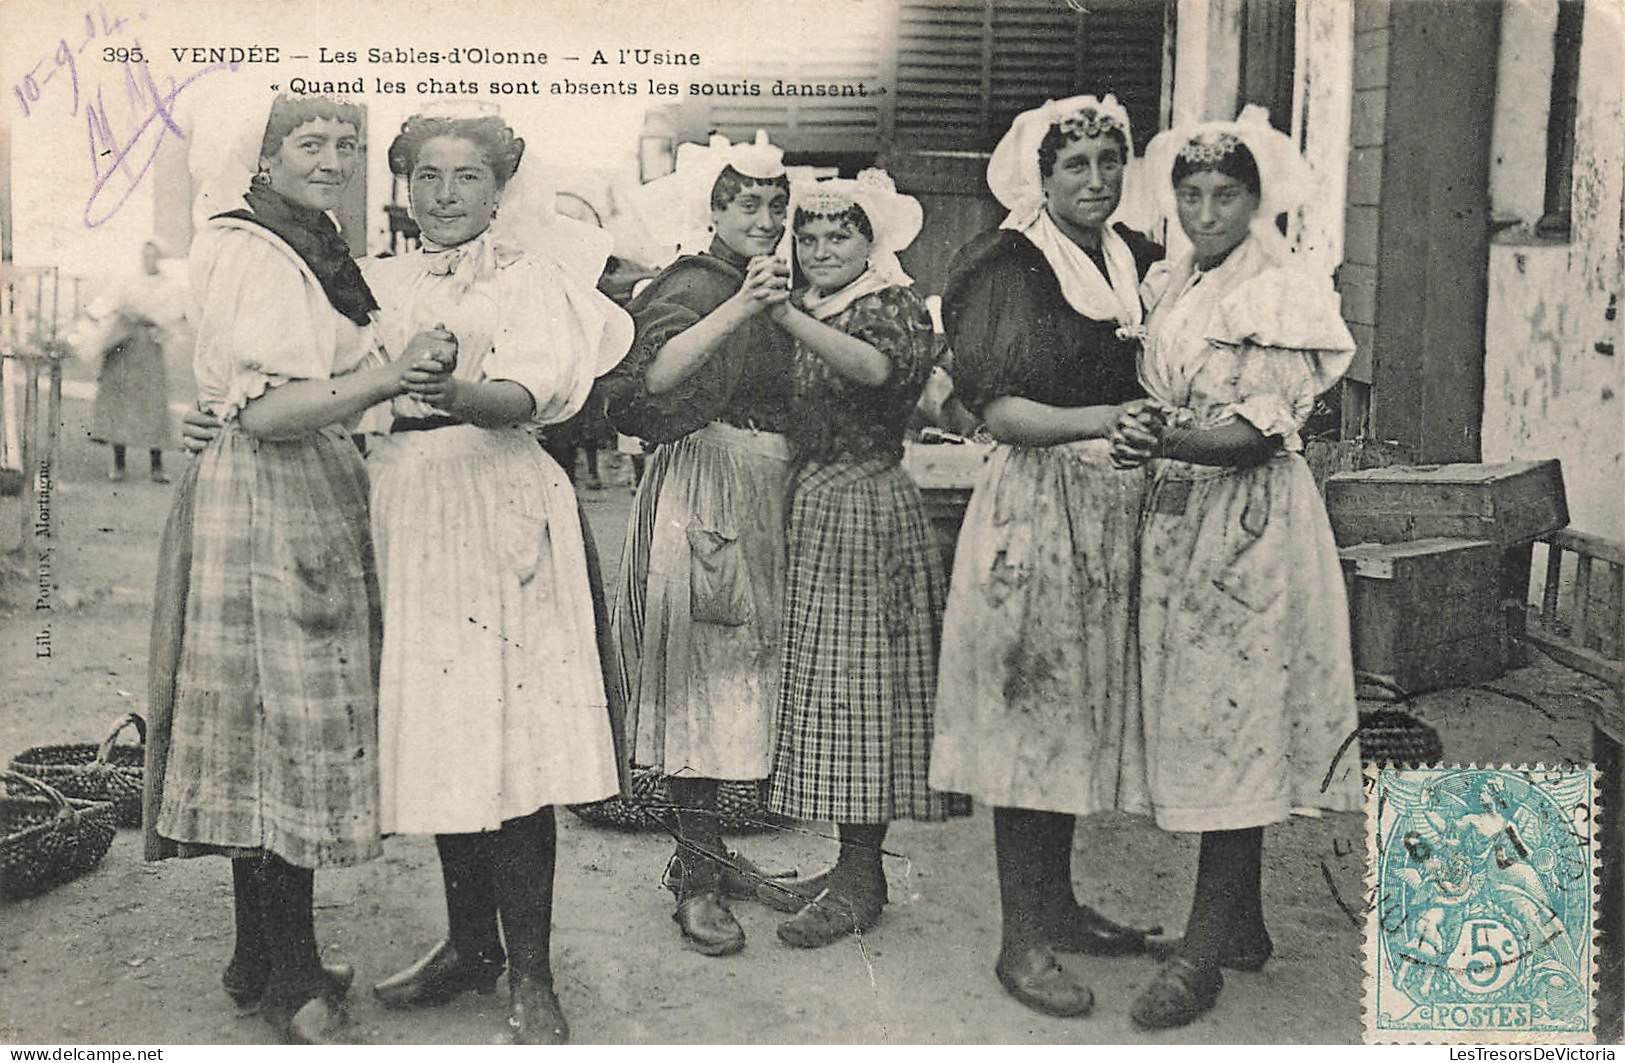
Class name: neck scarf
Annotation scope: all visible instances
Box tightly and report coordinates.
[799,264,895,321]
[215,185,379,325]
[1014,209,1143,335]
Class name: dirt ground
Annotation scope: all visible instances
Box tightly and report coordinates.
[0,392,1609,1045]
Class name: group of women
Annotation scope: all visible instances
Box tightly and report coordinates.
[142,84,1361,1044]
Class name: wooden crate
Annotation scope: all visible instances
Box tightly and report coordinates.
[903,440,991,580]
[1324,459,1568,547]
[1340,537,1506,696]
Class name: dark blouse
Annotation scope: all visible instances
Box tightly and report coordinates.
[788,285,936,465]
[942,222,1163,418]
[601,238,795,444]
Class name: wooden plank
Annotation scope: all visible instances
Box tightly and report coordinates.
[1612,562,1625,659]
[1546,527,1625,568]
[1525,629,1625,687]
[1576,554,1594,650]
[1543,539,1564,629]
[1369,1,1497,462]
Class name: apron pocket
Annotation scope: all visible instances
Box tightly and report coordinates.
[687,520,754,625]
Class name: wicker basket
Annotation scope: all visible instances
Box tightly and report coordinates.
[8,714,146,828]
[1,771,118,900]
[1357,708,1445,767]
[568,768,778,834]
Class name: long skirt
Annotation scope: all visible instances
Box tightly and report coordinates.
[91,328,172,449]
[613,421,790,781]
[369,425,620,834]
[768,458,968,824]
[1138,453,1361,831]
[153,424,382,869]
[930,440,1151,817]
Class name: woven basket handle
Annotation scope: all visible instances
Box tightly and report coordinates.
[2,769,73,822]
[95,713,147,765]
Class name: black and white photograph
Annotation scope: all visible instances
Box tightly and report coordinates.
[0,0,1620,1048]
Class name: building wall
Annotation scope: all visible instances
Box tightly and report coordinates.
[1482,1,1625,539]
[1340,0,1388,386]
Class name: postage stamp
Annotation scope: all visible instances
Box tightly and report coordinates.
[1365,765,1599,1044]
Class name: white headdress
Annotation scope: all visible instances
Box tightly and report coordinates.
[985,95,1146,333]
[1138,104,1318,255]
[186,80,372,235]
[986,94,1139,231]
[789,168,923,319]
[790,168,922,286]
[633,129,787,258]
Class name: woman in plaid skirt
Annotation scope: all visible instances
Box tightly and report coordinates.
[928,96,1164,1018]
[757,171,969,948]
[144,91,453,1044]
[602,132,797,957]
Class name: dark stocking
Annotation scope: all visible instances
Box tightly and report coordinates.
[434,832,503,965]
[226,857,267,989]
[994,807,1072,963]
[149,448,164,473]
[491,807,557,983]
[1180,827,1266,963]
[667,776,724,860]
[254,854,325,1013]
[111,444,127,471]
[833,822,887,894]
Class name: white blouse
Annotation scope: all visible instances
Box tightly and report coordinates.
[362,231,633,430]
[188,220,378,422]
[1139,233,1355,452]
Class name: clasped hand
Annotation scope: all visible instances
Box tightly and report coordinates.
[399,324,459,409]
[1108,399,1172,469]
[738,255,791,317]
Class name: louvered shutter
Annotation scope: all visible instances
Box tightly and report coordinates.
[895,0,1167,152]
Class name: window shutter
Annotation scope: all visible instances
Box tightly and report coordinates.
[896,0,1167,152]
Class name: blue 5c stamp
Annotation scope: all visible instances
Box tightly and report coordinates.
[1365,766,1597,1043]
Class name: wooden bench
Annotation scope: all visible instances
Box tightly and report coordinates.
[1525,528,1625,1040]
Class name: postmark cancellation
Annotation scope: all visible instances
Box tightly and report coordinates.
[1364,765,1599,1043]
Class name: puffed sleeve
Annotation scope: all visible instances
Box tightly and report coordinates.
[189,225,337,421]
[1208,266,1356,450]
[939,233,1045,418]
[483,256,634,429]
[600,256,743,443]
[843,287,936,398]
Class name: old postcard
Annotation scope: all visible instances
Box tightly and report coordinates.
[1,0,1620,1049]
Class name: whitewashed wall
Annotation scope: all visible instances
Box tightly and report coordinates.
[1481,0,1625,539]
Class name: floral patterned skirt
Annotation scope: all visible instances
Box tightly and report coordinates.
[1137,453,1361,831]
[768,458,968,824]
[929,440,1151,816]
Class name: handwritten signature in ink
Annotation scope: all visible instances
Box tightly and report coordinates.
[82,55,238,228]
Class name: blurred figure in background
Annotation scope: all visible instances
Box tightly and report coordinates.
[84,239,187,483]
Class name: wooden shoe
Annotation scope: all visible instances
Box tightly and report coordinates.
[673,889,746,956]
[1051,903,1160,957]
[1130,956,1224,1030]
[271,996,347,1045]
[373,939,503,1008]
[224,960,355,1014]
[995,945,1095,1018]
[664,849,798,901]
[775,885,884,949]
